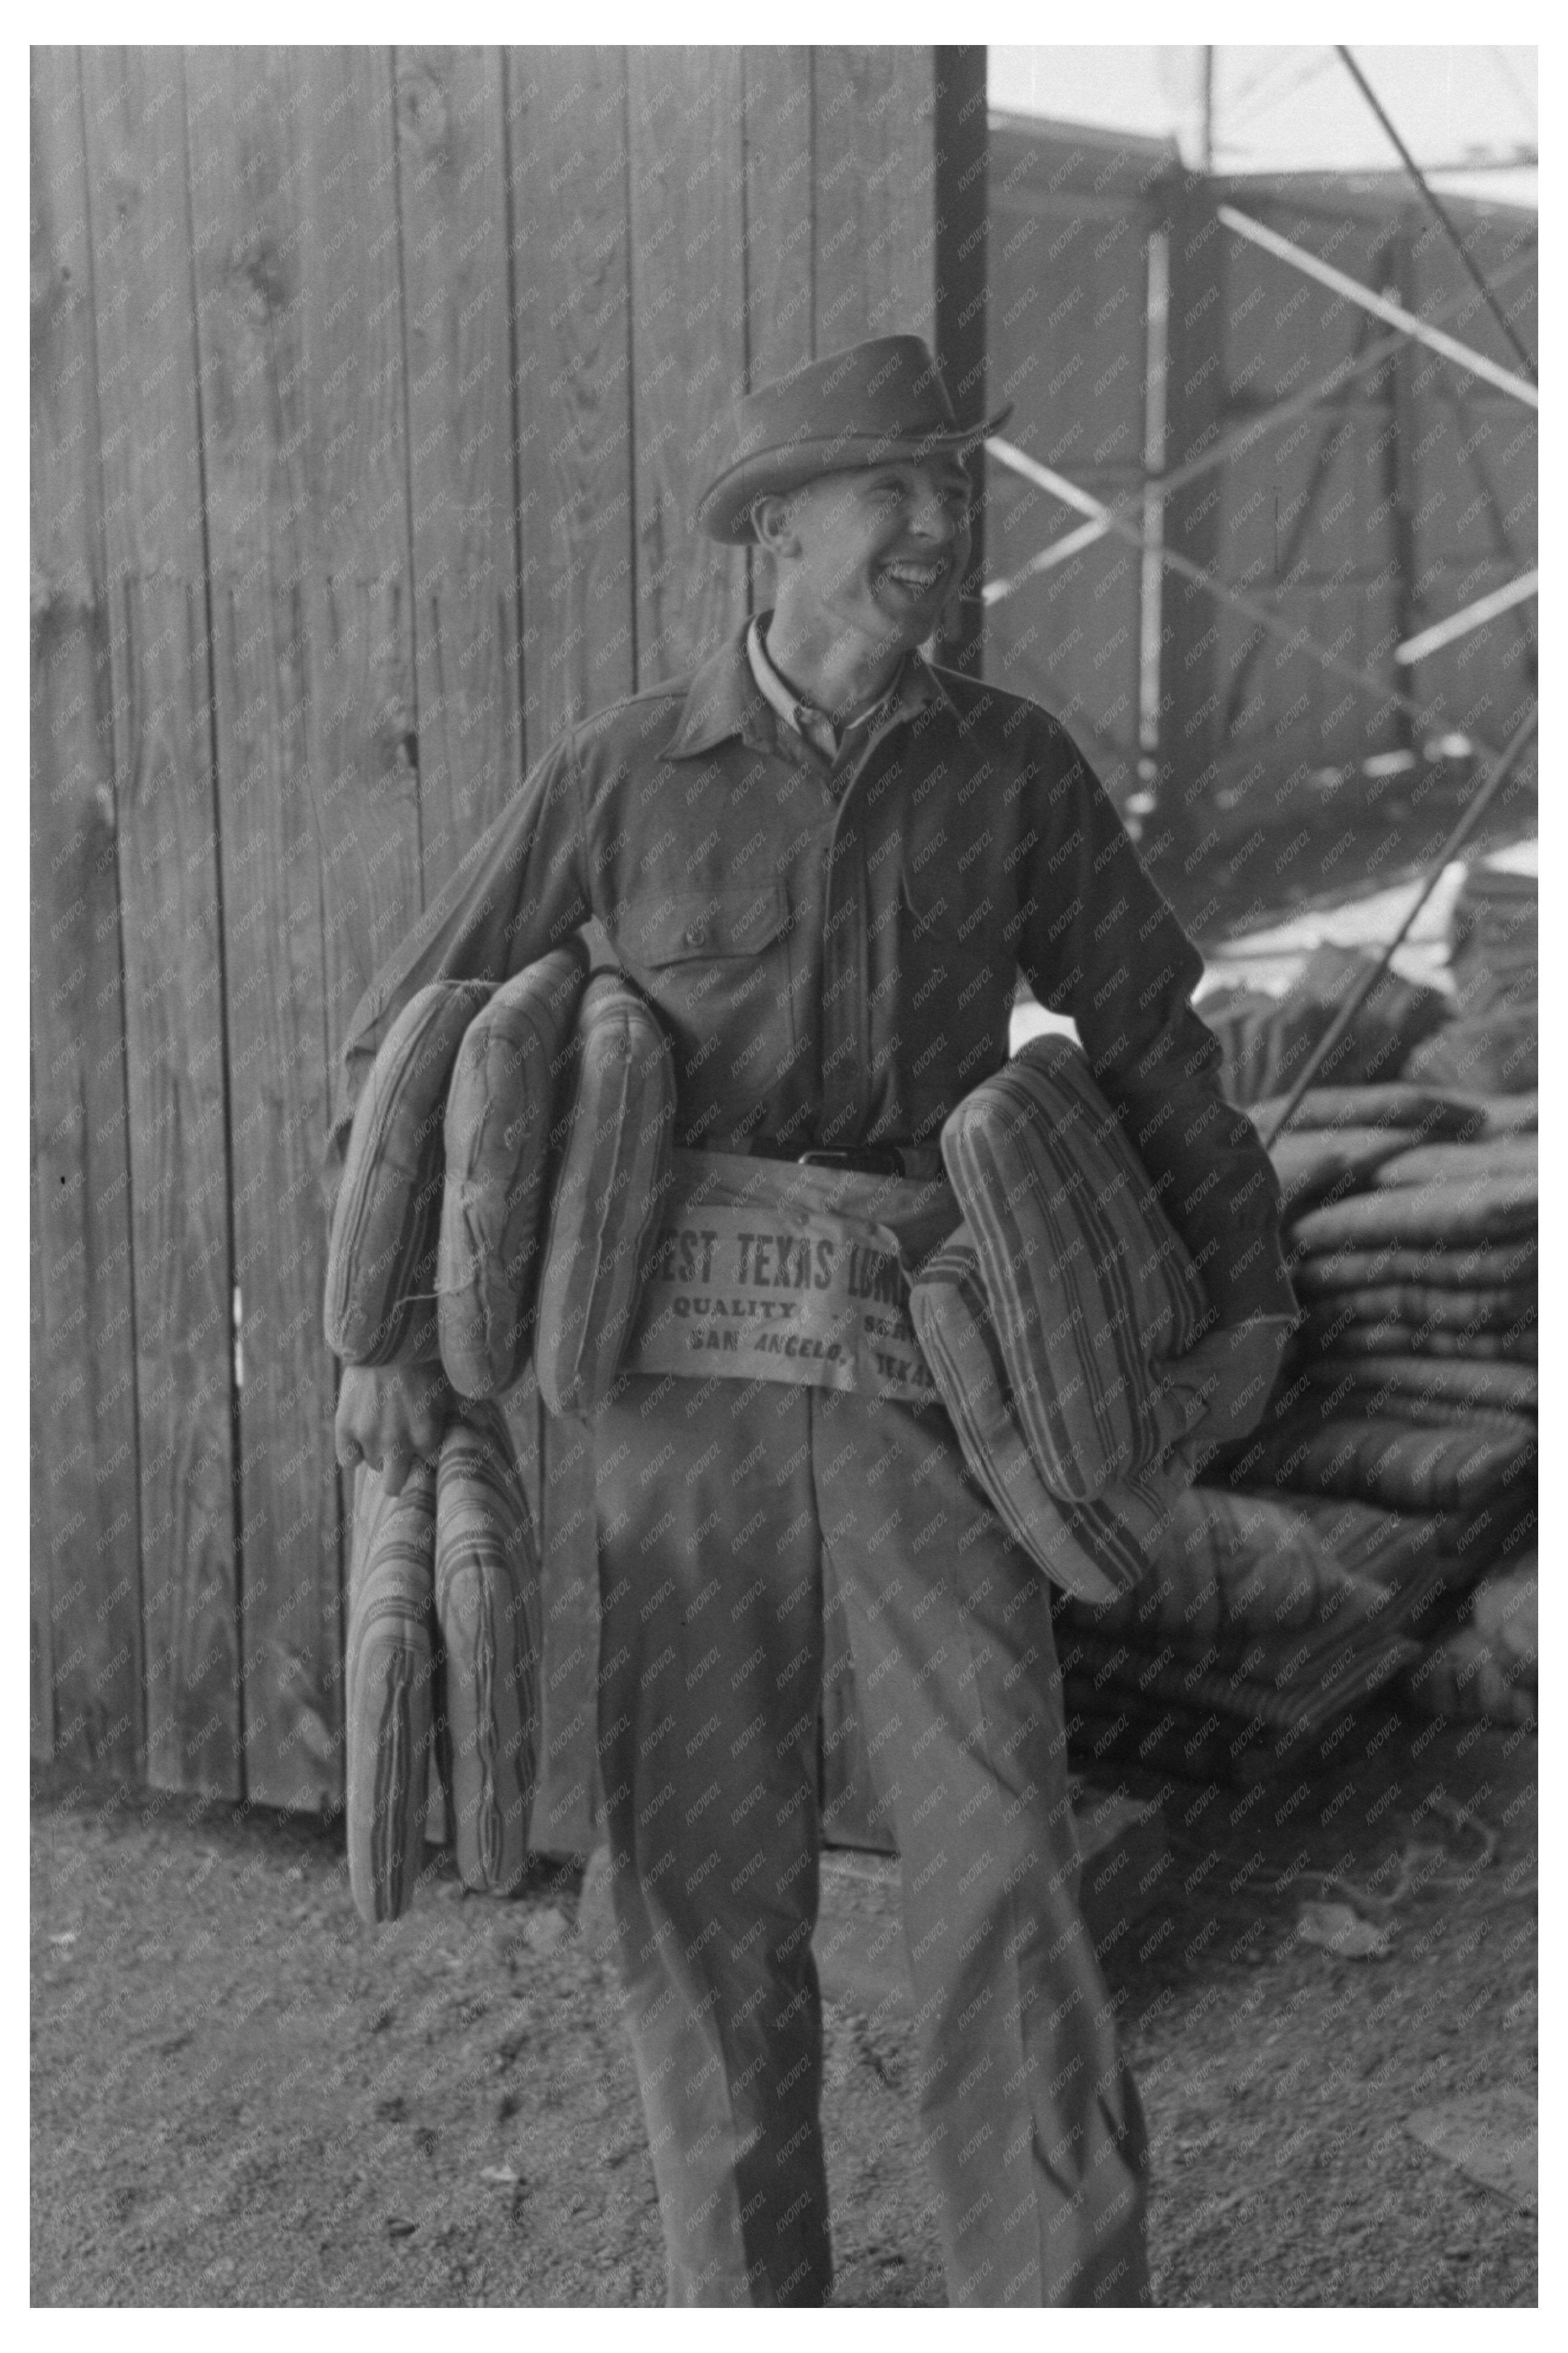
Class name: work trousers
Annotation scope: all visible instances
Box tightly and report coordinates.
[593,1363,1151,2307]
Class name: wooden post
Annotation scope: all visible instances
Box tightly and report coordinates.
[934,45,990,678]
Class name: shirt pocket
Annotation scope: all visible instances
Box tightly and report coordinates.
[612,880,800,1074]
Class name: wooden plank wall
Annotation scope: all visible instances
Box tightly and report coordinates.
[31,44,970,1840]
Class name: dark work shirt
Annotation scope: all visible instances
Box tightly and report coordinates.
[325,616,1294,1327]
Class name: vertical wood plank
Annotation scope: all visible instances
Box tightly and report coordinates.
[504,47,640,1849]
[505,45,636,746]
[182,47,348,1811]
[626,47,750,685]
[296,51,428,1806]
[30,46,145,1776]
[80,46,240,1798]
[294,47,425,1065]
[740,47,814,617]
[394,47,522,894]
[813,48,937,356]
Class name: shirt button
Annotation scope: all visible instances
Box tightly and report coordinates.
[684,923,707,948]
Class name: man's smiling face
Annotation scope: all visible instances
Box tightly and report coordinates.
[775,454,973,658]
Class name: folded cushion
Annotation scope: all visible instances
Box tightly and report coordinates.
[1308,1318,1535,1363]
[1223,1410,1535,1514]
[325,980,495,1366]
[1289,1175,1537,1253]
[1300,1352,1536,1417]
[1268,1126,1418,1215]
[434,1404,543,1894]
[345,1459,439,1925]
[939,1035,1208,1500]
[1289,1239,1536,1295]
[535,974,676,1416]
[1063,1484,1443,1669]
[1246,1084,1479,1139]
[1372,1135,1536,1191]
[437,942,589,1397]
[1299,1282,1533,1332]
[1058,1619,1421,1738]
[909,1229,1179,1605]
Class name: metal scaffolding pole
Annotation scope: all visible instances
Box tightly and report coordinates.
[1336,44,1538,383]
[1216,205,1538,409]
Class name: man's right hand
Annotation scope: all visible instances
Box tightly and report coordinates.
[334,1360,454,1496]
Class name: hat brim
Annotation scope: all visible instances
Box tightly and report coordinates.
[696,403,1015,544]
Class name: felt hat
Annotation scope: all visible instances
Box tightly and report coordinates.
[695,334,1012,543]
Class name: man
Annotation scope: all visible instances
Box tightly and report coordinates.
[329,336,1294,2306]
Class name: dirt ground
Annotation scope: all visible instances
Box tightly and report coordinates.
[32,1695,1536,2308]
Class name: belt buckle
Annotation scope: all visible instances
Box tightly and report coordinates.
[799,1145,903,1175]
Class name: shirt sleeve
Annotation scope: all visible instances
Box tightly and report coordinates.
[321,728,593,1229]
[1015,716,1297,1329]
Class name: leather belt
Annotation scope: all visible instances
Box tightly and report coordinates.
[743,1138,945,1182]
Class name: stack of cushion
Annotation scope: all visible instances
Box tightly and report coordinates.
[1182,1083,1541,1730]
[345,1405,543,1925]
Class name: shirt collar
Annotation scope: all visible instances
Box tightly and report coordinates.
[659,615,954,762]
[746,616,919,763]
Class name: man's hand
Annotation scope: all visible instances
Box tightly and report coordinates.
[1167,1312,1297,1453]
[335,1360,454,1496]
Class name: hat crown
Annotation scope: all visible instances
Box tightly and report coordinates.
[694,333,1011,541]
[734,335,959,462]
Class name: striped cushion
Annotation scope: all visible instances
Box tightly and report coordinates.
[434,1404,542,1895]
[1372,1136,1536,1192]
[535,974,676,1417]
[437,943,589,1397]
[909,1230,1178,1604]
[1291,1239,1536,1295]
[1308,1318,1536,1363]
[1299,1282,1533,1332]
[1065,1486,1441,1666]
[325,980,494,1366]
[345,1459,439,1925]
[1246,1085,1478,1139]
[939,1035,1208,1499]
[1300,1352,1536,1417]
[1223,1411,1535,1515]
[1290,1175,1537,1253]
[1267,1125,1415,1214]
